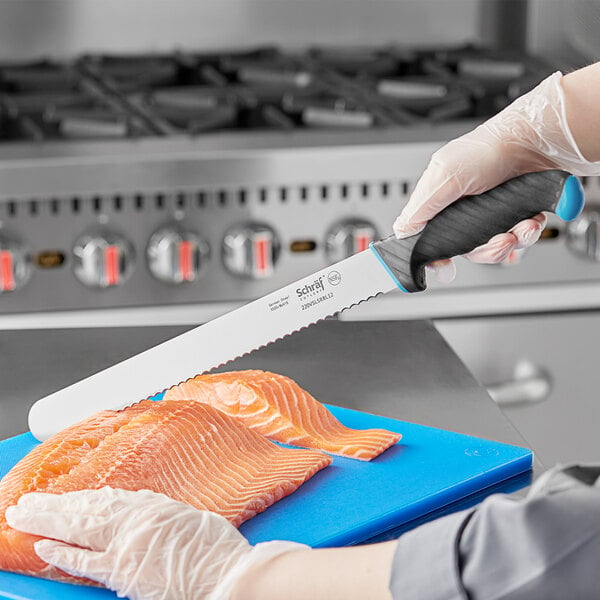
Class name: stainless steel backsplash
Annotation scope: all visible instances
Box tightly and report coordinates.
[0,0,482,59]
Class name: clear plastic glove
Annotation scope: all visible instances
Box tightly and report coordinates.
[393,71,600,280]
[5,487,306,600]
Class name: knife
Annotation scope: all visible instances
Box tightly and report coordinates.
[28,170,584,441]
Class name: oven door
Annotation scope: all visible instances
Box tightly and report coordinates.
[436,312,600,468]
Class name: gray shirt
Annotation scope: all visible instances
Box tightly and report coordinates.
[389,464,600,599]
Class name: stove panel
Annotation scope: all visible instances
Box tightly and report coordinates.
[1,44,597,317]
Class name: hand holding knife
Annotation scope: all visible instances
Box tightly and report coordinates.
[29,170,584,441]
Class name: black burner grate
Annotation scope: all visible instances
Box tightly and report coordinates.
[0,45,553,142]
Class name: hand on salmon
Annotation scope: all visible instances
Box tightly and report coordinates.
[6,487,306,600]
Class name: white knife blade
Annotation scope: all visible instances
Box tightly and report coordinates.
[28,170,584,441]
[29,249,397,440]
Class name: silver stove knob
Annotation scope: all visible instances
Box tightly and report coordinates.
[73,230,135,288]
[223,224,280,279]
[0,234,31,293]
[325,219,378,262]
[566,211,600,261]
[147,226,210,284]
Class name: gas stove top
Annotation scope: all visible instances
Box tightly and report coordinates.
[4,43,593,325]
[0,45,553,142]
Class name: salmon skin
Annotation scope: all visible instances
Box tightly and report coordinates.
[164,370,402,461]
[0,399,331,585]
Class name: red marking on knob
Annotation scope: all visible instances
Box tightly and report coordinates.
[178,240,194,282]
[0,250,15,292]
[104,245,120,286]
[353,229,373,253]
[253,234,271,277]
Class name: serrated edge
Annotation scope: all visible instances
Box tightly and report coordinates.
[151,291,384,401]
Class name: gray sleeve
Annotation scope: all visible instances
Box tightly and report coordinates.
[389,465,600,600]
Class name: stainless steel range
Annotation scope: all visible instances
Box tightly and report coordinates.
[5,44,597,326]
[1,0,599,485]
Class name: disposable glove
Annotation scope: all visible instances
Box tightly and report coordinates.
[393,71,600,277]
[5,487,306,600]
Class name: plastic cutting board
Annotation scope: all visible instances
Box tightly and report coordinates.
[0,404,532,600]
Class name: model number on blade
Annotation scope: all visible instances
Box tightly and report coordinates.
[301,292,333,311]
[268,295,290,312]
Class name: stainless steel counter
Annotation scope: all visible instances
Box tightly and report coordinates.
[0,320,531,455]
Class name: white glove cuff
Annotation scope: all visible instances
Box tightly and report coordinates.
[505,71,600,176]
[209,540,309,600]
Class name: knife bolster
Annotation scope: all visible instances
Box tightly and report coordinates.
[370,236,424,293]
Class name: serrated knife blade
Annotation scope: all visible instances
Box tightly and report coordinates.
[28,170,584,441]
[29,250,396,440]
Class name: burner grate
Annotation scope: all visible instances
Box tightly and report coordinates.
[0,45,554,142]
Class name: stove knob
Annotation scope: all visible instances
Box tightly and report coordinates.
[325,219,378,262]
[147,227,210,284]
[0,236,31,293]
[223,224,280,279]
[566,211,600,261]
[73,231,135,288]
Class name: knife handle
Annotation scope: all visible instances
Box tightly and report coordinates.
[371,170,585,293]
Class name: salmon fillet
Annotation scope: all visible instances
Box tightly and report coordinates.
[164,370,402,460]
[0,399,331,584]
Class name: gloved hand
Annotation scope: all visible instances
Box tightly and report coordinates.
[5,487,306,600]
[393,71,600,279]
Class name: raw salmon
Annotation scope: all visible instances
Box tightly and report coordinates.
[0,399,331,584]
[164,370,401,460]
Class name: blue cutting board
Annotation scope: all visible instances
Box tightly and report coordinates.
[0,405,532,600]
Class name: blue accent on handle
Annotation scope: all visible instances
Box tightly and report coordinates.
[556,175,585,222]
[369,242,409,292]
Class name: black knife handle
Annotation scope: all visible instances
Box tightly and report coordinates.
[371,170,584,293]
